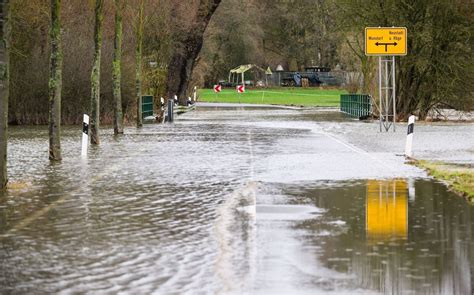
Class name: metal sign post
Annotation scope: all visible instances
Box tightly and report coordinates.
[378,56,397,132]
[365,27,407,132]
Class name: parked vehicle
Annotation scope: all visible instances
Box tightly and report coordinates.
[280,66,341,87]
[218,80,233,87]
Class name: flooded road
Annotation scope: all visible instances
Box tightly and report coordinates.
[0,106,473,294]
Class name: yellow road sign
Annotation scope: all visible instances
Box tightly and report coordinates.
[365,27,407,56]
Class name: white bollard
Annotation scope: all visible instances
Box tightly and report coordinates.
[193,86,197,102]
[160,97,165,111]
[405,115,415,158]
[81,114,89,157]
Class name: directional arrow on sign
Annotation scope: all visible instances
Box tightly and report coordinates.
[236,85,245,93]
[375,42,398,52]
[213,84,221,93]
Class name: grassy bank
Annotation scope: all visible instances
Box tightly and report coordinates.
[415,160,474,202]
[198,88,345,106]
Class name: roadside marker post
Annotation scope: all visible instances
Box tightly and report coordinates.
[193,86,197,102]
[405,115,415,158]
[160,97,165,112]
[81,114,89,157]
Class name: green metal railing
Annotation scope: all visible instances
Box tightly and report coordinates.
[340,94,372,118]
[142,95,154,119]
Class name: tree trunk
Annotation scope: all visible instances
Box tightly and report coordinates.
[113,0,124,135]
[0,0,9,189]
[48,0,62,161]
[90,0,104,145]
[166,0,222,106]
[135,0,144,127]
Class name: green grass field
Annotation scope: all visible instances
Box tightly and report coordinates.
[198,87,346,106]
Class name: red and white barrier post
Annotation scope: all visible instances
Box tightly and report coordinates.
[236,85,245,103]
[213,84,221,102]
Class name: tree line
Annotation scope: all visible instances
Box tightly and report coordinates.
[0,0,221,189]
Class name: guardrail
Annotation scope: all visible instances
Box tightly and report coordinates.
[340,94,372,118]
[142,95,154,118]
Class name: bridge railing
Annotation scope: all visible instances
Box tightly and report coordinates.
[340,94,372,119]
[142,95,154,118]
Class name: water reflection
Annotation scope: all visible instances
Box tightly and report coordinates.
[366,179,408,243]
[294,179,473,295]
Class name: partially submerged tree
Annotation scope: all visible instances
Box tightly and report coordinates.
[48,0,62,160]
[90,0,104,144]
[166,0,222,105]
[135,0,144,127]
[0,0,9,189]
[113,0,124,134]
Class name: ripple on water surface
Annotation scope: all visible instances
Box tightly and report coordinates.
[0,108,472,294]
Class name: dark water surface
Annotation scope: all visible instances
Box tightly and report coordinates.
[0,107,472,294]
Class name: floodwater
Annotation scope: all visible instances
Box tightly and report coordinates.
[0,106,473,294]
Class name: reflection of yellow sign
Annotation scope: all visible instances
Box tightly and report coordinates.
[366,180,408,242]
[365,27,407,56]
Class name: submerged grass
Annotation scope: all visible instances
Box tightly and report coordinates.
[415,160,474,202]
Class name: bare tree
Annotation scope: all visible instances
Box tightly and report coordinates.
[48,0,62,160]
[166,0,222,105]
[113,0,124,134]
[0,0,9,189]
[135,0,144,127]
[90,0,104,144]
